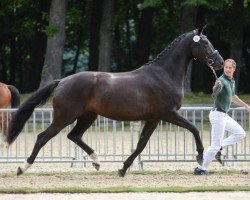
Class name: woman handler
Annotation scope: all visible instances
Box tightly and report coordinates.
[194,59,250,175]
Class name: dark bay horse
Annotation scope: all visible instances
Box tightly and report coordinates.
[3,26,224,176]
[0,82,20,138]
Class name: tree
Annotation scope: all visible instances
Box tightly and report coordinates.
[98,0,114,72]
[39,0,67,88]
[134,7,154,67]
[181,4,198,92]
[229,0,244,92]
[22,0,50,92]
[88,0,103,71]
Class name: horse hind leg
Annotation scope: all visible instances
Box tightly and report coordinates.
[67,112,100,170]
[17,122,64,176]
[118,120,159,177]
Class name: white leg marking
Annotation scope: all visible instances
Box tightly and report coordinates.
[19,161,32,173]
[90,152,100,164]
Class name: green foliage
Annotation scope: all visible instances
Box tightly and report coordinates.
[1,0,250,93]
[43,25,58,37]
[138,0,163,10]
[184,0,233,9]
[243,0,249,7]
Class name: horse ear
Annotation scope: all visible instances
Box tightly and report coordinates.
[197,25,207,35]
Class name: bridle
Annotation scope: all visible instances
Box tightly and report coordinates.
[193,35,222,98]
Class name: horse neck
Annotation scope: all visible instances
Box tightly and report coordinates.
[155,35,193,85]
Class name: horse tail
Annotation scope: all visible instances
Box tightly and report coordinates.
[5,80,60,145]
[8,85,21,108]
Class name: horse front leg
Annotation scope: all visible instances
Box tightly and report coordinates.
[165,112,204,165]
[118,120,159,177]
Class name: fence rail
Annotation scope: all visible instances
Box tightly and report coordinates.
[0,107,249,170]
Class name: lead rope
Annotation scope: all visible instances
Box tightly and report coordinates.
[208,63,221,99]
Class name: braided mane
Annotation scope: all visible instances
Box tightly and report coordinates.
[146,33,187,65]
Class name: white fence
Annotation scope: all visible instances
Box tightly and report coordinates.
[0,107,249,169]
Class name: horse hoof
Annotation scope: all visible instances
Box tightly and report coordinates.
[118,169,126,177]
[196,154,203,166]
[17,167,23,176]
[92,162,100,171]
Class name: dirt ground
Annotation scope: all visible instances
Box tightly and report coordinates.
[0,162,249,189]
[1,192,250,200]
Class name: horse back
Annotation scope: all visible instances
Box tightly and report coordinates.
[55,69,179,121]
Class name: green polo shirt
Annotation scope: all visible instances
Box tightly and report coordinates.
[214,73,235,112]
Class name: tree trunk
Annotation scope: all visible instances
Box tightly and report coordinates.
[0,60,7,83]
[230,0,243,92]
[88,0,103,71]
[39,0,67,88]
[180,5,198,93]
[71,0,86,75]
[23,0,50,92]
[125,6,132,68]
[135,7,154,67]
[9,35,17,84]
[98,0,114,72]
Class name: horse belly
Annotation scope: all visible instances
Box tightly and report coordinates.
[89,94,160,121]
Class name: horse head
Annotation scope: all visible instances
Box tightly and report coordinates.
[191,25,224,71]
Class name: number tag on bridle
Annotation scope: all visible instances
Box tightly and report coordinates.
[193,35,200,42]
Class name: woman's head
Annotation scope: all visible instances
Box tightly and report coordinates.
[224,59,236,79]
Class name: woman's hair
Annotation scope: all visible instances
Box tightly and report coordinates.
[224,59,236,68]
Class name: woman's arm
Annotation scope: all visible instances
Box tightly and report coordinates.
[232,95,250,113]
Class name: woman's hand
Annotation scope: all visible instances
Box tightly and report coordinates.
[214,80,221,87]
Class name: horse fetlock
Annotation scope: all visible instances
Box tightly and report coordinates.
[90,152,99,162]
[90,152,100,171]
[196,154,204,166]
[17,161,32,176]
[197,148,204,155]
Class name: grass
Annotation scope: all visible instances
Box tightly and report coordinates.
[20,92,250,105]
[183,92,250,105]
[5,169,247,177]
[0,185,249,194]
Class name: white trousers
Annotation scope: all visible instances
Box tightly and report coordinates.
[200,110,246,170]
